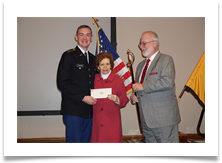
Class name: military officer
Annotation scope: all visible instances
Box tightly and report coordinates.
[57,25,97,143]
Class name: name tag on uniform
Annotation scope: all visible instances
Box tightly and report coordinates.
[76,64,84,69]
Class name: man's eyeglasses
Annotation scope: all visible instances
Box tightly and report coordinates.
[138,40,154,46]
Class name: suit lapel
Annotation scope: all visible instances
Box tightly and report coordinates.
[144,52,161,82]
[136,59,146,83]
[88,52,93,65]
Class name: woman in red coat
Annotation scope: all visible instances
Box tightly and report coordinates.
[90,52,129,143]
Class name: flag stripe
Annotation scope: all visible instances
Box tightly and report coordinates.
[113,57,123,66]
[124,77,133,87]
[126,86,133,94]
[113,62,125,73]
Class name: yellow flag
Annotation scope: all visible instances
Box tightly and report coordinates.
[185,52,205,107]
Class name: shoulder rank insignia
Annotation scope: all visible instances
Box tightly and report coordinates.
[67,48,75,53]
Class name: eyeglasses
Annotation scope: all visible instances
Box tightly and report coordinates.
[138,40,154,46]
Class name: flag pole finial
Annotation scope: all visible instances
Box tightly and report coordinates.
[92,17,100,28]
[126,49,135,67]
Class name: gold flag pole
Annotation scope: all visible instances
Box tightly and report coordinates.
[92,17,100,28]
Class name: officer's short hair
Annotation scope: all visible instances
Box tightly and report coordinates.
[76,25,92,35]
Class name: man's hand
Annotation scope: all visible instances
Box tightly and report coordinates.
[130,92,138,102]
[82,96,97,105]
[132,83,143,92]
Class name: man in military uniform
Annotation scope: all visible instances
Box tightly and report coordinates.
[57,25,97,143]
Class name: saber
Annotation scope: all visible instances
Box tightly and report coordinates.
[126,49,143,134]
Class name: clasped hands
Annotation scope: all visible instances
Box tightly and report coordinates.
[82,94,119,105]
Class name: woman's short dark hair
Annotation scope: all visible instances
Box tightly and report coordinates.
[95,52,114,72]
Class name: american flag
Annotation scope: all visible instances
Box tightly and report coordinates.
[95,27,132,94]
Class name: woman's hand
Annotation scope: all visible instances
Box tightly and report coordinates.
[107,94,119,103]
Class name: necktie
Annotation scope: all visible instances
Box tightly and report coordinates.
[140,59,150,84]
[84,52,89,64]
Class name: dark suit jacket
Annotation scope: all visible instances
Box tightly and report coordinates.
[57,46,96,119]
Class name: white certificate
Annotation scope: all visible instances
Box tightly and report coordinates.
[91,88,112,99]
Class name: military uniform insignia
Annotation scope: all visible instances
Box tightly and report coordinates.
[67,48,76,53]
[76,64,84,69]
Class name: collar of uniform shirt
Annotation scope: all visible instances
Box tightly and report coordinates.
[78,45,88,55]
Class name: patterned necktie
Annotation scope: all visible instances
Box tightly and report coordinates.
[140,59,150,83]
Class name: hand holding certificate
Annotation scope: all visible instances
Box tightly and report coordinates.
[91,88,112,99]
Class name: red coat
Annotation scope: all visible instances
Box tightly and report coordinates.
[90,71,129,143]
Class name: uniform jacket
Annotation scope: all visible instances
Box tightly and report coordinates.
[135,51,181,128]
[90,71,129,143]
[57,46,96,119]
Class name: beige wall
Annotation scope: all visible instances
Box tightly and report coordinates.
[17,17,110,138]
[17,17,205,138]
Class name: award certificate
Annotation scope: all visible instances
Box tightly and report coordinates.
[91,88,112,99]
